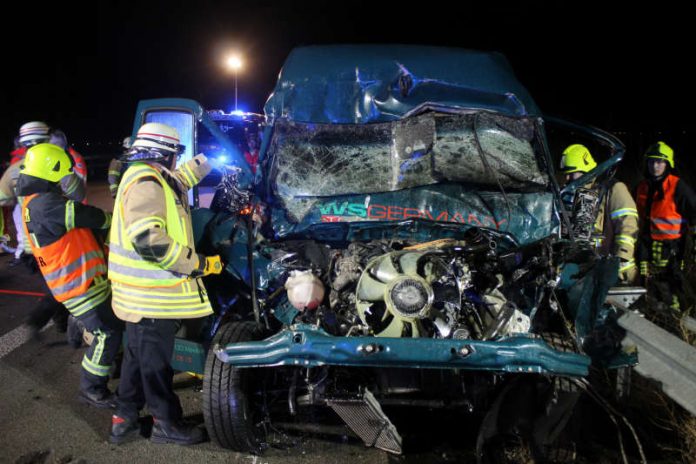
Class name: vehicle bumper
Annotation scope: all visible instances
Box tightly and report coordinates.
[214,324,590,377]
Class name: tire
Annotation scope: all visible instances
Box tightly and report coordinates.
[203,321,267,453]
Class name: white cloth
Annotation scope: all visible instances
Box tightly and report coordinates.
[12,203,24,259]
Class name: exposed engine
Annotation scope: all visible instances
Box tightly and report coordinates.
[269,228,557,341]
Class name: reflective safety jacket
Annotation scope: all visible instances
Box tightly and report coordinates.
[637,174,688,240]
[593,181,639,279]
[17,177,112,317]
[636,173,696,270]
[108,155,213,322]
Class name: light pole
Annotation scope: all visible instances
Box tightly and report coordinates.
[226,55,243,111]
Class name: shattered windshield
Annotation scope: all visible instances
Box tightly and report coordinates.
[269,112,547,199]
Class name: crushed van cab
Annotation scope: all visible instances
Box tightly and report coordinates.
[131,45,636,462]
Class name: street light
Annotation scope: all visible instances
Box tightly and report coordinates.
[226,54,243,111]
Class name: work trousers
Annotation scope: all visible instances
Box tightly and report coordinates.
[640,239,686,311]
[78,299,124,395]
[25,274,69,332]
[116,318,183,422]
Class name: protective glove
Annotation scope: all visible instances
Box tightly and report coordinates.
[191,254,224,278]
[618,259,637,285]
[203,255,224,276]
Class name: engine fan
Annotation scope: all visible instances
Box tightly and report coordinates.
[356,251,458,337]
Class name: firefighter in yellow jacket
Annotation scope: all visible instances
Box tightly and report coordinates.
[560,144,639,284]
[108,123,222,445]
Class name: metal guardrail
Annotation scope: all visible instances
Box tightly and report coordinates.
[618,311,696,416]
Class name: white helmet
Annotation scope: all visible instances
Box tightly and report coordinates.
[126,122,184,162]
[18,121,50,147]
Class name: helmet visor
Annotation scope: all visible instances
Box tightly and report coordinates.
[135,136,185,154]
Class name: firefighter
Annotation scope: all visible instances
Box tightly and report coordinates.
[16,143,121,408]
[560,144,639,284]
[8,122,52,265]
[635,141,696,311]
[2,130,88,337]
[108,122,222,445]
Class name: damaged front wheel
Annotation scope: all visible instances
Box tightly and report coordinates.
[203,321,268,453]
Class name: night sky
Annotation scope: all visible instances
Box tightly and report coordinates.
[3,1,694,181]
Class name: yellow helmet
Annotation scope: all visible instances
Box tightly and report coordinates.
[20,143,73,183]
[559,144,597,174]
[644,141,674,168]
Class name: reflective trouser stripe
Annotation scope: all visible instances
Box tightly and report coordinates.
[640,261,649,275]
[82,330,110,377]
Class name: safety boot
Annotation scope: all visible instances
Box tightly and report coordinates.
[77,389,117,409]
[150,418,206,445]
[110,415,140,444]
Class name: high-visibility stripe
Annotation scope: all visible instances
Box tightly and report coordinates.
[44,250,104,281]
[113,284,201,301]
[51,265,107,298]
[65,201,75,230]
[126,216,166,240]
[113,297,211,317]
[615,234,636,246]
[115,291,205,307]
[650,229,681,236]
[652,218,685,225]
[82,354,110,377]
[159,242,184,270]
[180,163,197,187]
[64,283,110,317]
[610,208,638,219]
[619,260,636,272]
[108,249,187,286]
